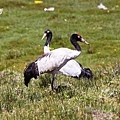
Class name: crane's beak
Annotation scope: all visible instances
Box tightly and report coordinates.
[81,38,89,45]
[41,33,46,40]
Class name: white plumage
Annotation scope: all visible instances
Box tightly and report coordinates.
[36,48,80,74]
[59,60,82,77]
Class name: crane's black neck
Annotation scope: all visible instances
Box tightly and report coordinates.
[70,38,81,51]
[44,33,52,46]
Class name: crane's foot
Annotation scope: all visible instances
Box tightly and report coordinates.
[52,85,67,93]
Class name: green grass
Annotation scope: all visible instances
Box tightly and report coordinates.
[0,0,120,119]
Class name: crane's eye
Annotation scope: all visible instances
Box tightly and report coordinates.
[78,34,82,39]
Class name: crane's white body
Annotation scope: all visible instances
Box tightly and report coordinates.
[59,59,82,77]
[36,48,80,75]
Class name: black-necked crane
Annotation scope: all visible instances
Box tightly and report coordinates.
[24,32,89,91]
[42,29,93,79]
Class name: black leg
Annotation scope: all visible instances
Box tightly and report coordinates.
[51,74,57,91]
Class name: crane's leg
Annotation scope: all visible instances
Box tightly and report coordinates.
[51,73,57,91]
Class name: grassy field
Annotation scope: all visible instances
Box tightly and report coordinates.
[0,0,120,119]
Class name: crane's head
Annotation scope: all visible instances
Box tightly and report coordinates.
[41,29,52,40]
[71,34,89,45]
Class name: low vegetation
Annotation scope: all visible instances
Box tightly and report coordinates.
[0,0,120,119]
